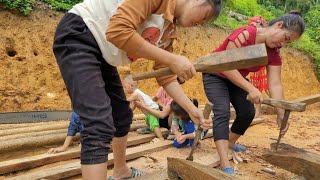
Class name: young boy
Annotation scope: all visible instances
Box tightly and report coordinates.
[171,99,208,148]
[48,112,83,154]
[122,75,164,142]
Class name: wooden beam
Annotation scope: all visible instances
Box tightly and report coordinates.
[0,131,169,175]
[132,44,267,81]
[0,121,69,136]
[167,158,240,180]
[7,140,174,180]
[262,98,306,112]
[296,94,320,106]
[0,122,147,154]
[262,143,320,180]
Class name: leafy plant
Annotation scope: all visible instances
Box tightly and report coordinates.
[41,0,82,11]
[304,8,320,45]
[0,0,35,15]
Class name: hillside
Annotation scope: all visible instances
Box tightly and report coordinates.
[0,8,319,112]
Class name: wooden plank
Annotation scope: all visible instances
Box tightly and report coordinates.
[0,121,69,136]
[0,122,147,154]
[296,94,320,106]
[262,143,320,180]
[167,157,240,180]
[133,44,267,81]
[7,140,174,180]
[0,131,168,175]
[262,98,306,112]
[136,153,221,180]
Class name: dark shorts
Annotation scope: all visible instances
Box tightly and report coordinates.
[67,112,84,136]
[203,73,255,141]
[53,13,133,165]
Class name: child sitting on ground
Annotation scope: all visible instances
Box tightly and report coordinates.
[171,98,207,148]
[48,112,83,154]
[122,75,164,142]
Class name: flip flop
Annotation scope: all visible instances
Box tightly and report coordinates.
[233,144,246,152]
[223,167,236,176]
[107,167,143,180]
[137,127,153,134]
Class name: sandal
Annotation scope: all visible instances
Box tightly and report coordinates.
[107,167,143,180]
[223,167,236,176]
[137,127,153,134]
[232,144,246,152]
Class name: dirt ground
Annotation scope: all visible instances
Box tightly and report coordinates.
[125,110,320,180]
[0,6,319,180]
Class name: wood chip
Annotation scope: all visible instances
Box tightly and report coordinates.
[261,167,276,175]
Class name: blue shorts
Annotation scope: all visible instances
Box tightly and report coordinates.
[67,112,84,136]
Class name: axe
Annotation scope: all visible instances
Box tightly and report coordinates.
[186,102,213,161]
[246,96,306,150]
[132,44,268,81]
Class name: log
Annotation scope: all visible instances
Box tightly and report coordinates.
[133,44,267,80]
[0,120,68,131]
[262,98,306,112]
[0,122,147,154]
[0,133,80,154]
[0,129,67,141]
[296,94,320,105]
[262,143,320,180]
[0,131,169,175]
[7,140,174,180]
[0,121,69,136]
[167,158,240,180]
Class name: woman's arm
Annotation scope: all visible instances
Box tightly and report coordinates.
[221,32,262,104]
[164,82,211,130]
[267,65,285,127]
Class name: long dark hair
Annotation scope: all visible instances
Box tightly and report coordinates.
[269,11,305,35]
[204,0,223,21]
[171,98,198,121]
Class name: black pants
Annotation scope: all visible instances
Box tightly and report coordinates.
[53,13,133,164]
[203,73,255,141]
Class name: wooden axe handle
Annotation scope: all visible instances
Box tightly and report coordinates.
[246,96,306,112]
[132,44,267,81]
[186,102,213,161]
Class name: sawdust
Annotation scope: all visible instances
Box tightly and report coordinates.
[0,8,319,112]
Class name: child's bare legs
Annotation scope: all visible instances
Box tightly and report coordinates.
[153,127,164,140]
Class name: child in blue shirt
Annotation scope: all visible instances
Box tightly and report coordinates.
[171,99,207,148]
[48,112,84,154]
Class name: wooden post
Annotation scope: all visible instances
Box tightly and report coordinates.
[167,158,240,180]
[262,143,320,180]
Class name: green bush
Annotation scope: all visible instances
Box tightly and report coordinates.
[0,0,35,15]
[227,0,274,21]
[41,0,82,11]
[304,8,320,45]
